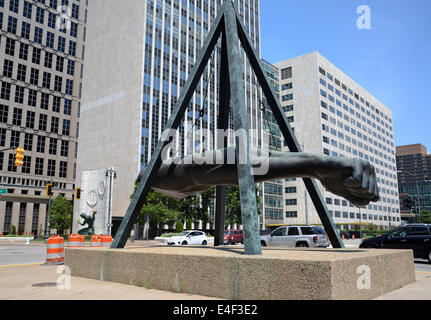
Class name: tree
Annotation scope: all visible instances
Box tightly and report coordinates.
[49,195,73,234]
[420,210,431,224]
[131,182,184,238]
[225,185,261,226]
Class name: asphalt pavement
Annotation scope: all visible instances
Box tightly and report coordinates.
[0,244,46,266]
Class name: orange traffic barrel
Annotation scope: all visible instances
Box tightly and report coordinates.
[44,235,64,265]
[90,235,101,247]
[80,235,85,246]
[101,235,112,247]
[68,234,81,248]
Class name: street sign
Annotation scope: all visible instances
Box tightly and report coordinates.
[0,189,7,195]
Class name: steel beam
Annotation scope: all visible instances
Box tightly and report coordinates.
[224,2,261,255]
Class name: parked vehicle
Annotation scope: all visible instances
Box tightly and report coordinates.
[224,230,243,245]
[260,225,329,248]
[167,230,208,246]
[359,224,431,264]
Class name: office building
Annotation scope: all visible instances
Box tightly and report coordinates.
[266,51,400,230]
[74,0,262,234]
[396,143,431,223]
[0,0,86,235]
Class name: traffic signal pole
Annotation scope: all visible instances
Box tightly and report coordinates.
[45,181,53,240]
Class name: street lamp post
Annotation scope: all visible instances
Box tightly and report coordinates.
[398,170,420,223]
[105,167,117,235]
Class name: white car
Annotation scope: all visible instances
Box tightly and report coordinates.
[167,230,208,246]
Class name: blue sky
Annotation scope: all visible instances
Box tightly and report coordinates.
[260,0,431,152]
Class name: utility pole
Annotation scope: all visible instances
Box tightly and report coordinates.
[105,167,117,235]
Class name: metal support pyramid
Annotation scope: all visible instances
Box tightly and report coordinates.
[111,1,344,253]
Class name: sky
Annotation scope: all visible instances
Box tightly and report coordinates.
[260,0,431,152]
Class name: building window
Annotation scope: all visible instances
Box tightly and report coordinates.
[62,119,70,136]
[47,159,56,177]
[17,64,26,81]
[281,67,292,80]
[1,82,11,100]
[282,94,293,102]
[5,38,16,56]
[50,117,59,133]
[59,161,67,178]
[0,105,8,123]
[60,140,69,157]
[19,43,29,60]
[26,111,35,129]
[35,158,44,175]
[286,211,298,218]
[3,59,13,78]
[32,48,41,64]
[52,96,61,113]
[22,155,31,174]
[285,187,297,194]
[38,114,47,131]
[49,138,57,155]
[14,86,24,104]
[281,83,293,91]
[28,89,37,107]
[12,108,22,126]
[54,76,63,92]
[285,199,297,206]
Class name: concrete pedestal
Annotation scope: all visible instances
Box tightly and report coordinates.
[65,246,415,300]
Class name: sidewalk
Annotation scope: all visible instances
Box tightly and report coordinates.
[0,262,429,300]
[0,264,219,300]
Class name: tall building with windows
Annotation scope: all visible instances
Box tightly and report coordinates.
[74,0,262,233]
[396,143,431,223]
[0,0,87,235]
[266,51,401,230]
[260,58,283,229]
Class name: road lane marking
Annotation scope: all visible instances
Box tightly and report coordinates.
[0,262,44,268]
[415,270,431,274]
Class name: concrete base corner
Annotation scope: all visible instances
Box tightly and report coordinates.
[65,246,415,300]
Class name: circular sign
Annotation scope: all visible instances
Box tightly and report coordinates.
[98,180,106,196]
[86,190,98,207]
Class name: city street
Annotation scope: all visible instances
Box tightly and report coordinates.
[0,244,46,266]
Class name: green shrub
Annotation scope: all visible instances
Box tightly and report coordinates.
[175,221,184,233]
[9,225,16,235]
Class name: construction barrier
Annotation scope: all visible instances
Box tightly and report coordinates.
[90,235,101,247]
[68,234,81,247]
[101,235,113,247]
[45,235,64,265]
[80,235,85,246]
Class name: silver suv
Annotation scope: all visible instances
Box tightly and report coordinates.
[260,226,329,248]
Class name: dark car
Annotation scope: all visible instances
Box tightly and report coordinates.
[359,224,431,263]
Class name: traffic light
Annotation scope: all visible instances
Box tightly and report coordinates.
[14,148,25,167]
[75,187,81,200]
[404,197,415,209]
[46,184,53,197]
